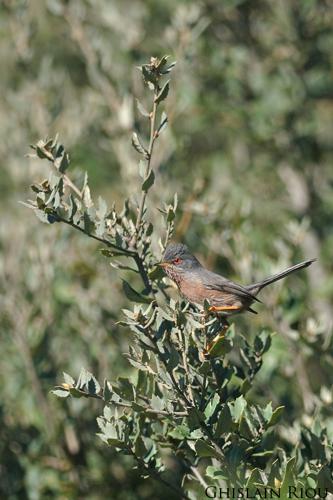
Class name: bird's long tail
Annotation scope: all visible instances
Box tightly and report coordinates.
[247,258,316,295]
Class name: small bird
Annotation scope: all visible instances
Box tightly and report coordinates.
[160,243,315,316]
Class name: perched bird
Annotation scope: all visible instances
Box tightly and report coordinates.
[160,243,315,316]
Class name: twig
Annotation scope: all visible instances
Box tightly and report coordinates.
[67,386,188,417]
[133,91,158,244]
[55,214,134,256]
[63,173,83,199]
[178,327,195,405]
[190,464,209,490]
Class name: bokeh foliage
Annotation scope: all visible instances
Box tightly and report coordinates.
[1,0,333,498]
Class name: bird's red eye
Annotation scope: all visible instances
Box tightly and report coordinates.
[173,257,182,265]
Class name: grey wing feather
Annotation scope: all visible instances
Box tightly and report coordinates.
[202,271,261,303]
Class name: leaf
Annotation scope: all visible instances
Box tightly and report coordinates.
[262,401,273,422]
[141,65,158,88]
[204,393,220,420]
[229,395,247,422]
[157,112,168,135]
[141,170,155,192]
[246,468,263,489]
[317,464,333,493]
[154,80,170,104]
[136,99,150,117]
[53,144,70,173]
[88,375,101,395]
[160,61,177,74]
[51,389,70,398]
[280,457,296,497]
[215,404,233,437]
[207,332,233,358]
[187,407,204,430]
[195,440,220,458]
[169,424,190,440]
[83,184,93,208]
[76,368,93,389]
[63,372,75,386]
[205,465,228,481]
[151,395,164,411]
[69,387,85,398]
[156,55,169,72]
[34,209,57,224]
[83,211,95,234]
[132,132,149,158]
[116,377,135,401]
[267,406,284,427]
[122,280,153,304]
[139,159,147,179]
[97,196,108,219]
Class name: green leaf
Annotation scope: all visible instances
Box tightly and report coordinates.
[141,65,158,88]
[204,393,220,420]
[141,170,155,191]
[139,159,147,179]
[116,377,135,401]
[151,395,164,411]
[122,280,153,304]
[215,404,233,437]
[166,343,180,371]
[317,464,333,493]
[246,468,263,489]
[187,407,204,430]
[69,387,85,398]
[136,99,150,117]
[132,132,149,158]
[207,332,233,357]
[83,211,95,233]
[195,440,220,458]
[229,395,247,422]
[34,208,58,224]
[280,457,296,497]
[262,401,273,422]
[53,144,70,173]
[169,424,190,440]
[157,111,168,135]
[63,372,75,386]
[267,406,284,427]
[154,80,170,104]
[88,375,101,395]
[205,465,228,481]
[51,389,70,398]
[160,61,177,74]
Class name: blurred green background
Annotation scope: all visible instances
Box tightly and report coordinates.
[1,0,333,498]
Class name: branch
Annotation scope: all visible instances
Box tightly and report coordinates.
[55,214,134,256]
[190,464,209,490]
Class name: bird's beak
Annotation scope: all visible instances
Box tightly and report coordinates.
[158,261,170,268]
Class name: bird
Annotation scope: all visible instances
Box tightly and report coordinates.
[159,243,315,317]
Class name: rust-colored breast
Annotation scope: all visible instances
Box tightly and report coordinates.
[179,274,243,309]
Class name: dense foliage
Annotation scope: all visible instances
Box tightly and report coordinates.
[1,1,333,499]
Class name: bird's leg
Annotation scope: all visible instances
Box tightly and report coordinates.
[208,305,240,313]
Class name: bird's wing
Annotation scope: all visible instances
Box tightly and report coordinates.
[203,271,261,303]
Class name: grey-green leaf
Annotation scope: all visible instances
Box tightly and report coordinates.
[132,132,149,158]
[154,80,170,104]
[141,170,155,192]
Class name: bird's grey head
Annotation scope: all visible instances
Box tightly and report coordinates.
[161,243,201,272]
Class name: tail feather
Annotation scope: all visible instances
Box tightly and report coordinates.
[247,258,316,294]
